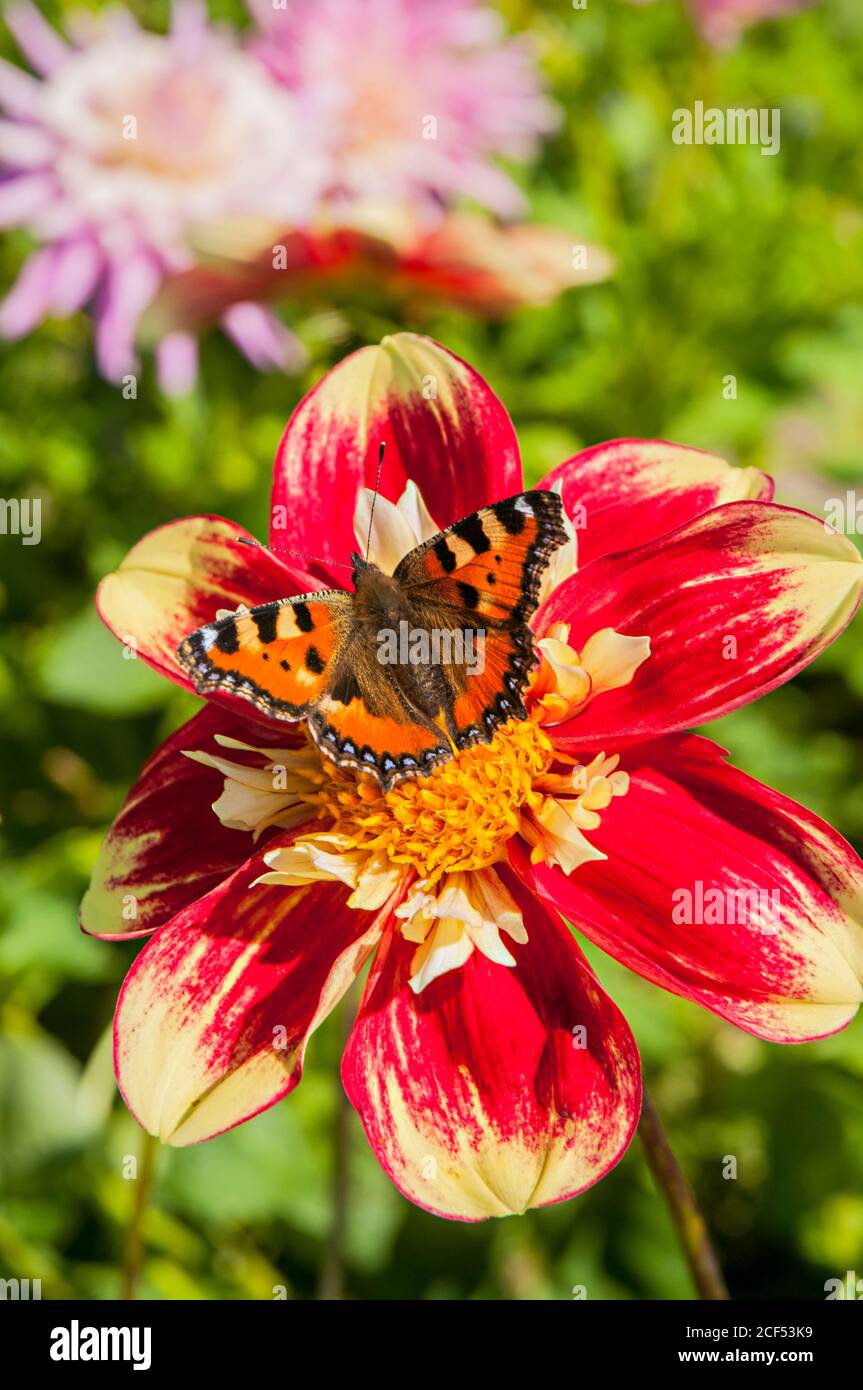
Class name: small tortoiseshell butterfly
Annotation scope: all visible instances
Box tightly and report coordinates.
[176,488,566,790]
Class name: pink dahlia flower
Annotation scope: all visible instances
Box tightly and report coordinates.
[0,0,327,390]
[248,0,559,219]
[82,334,863,1220]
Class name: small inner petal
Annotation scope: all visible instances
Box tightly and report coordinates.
[533,624,650,726]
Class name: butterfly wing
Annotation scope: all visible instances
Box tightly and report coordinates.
[307,643,452,787]
[393,490,566,748]
[176,591,353,720]
[176,591,451,787]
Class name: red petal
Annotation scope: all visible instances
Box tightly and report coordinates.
[539,502,863,749]
[542,438,772,567]
[114,855,390,1145]
[80,705,300,940]
[96,514,320,694]
[270,333,523,578]
[516,735,863,1042]
[342,873,640,1220]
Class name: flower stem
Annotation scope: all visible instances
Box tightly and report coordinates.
[120,1129,157,1300]
[317,989,358,1300]
[317,1086,350,1300]
[638,1086,729,1301]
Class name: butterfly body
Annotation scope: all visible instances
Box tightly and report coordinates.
[177,490,566,789]
[347,553,455,726]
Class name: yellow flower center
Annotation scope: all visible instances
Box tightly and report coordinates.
[305,716,556,886]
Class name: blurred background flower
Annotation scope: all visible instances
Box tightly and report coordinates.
[0,0,599,392]
[249,0,558,217]
[143,207,613,355]
[629,0,813,47]
[0,0,327,389]
[690,0,814,48]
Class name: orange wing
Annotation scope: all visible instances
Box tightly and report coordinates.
[394,491,566,629]
[177,592,451,788]
[176,591,352,720]
[307,647,452,788]
[394,490,566,748]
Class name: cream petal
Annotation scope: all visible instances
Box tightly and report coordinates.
[578,628,652,696]
[257,837,361,890]
[409,918,475,994]
[184,749,289,793]
[469,867,528,944]
[536,636,592,705]
[466,917,518,968]
[524,799,608,875]
[400,869,528,991]
[537,479,579,605]
[397,479,440,544]
[354,488,421,574]
[349,856,405,911]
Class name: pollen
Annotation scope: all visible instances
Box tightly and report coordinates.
[308,717,556,884]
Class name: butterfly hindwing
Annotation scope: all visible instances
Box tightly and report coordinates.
[393,489,566,748]
[307,643,452,787]
[176,591,352,719]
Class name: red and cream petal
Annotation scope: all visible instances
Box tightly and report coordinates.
[541,438,772,568]
[114,853,392,1145]
[96,514,320,692]
[80,706,300,941]
[341,874,640,1221]
[539,502,863,750]
[515,735,863,1043]
[269,332,523,580]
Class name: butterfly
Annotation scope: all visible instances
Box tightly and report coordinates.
[176,489,566,790]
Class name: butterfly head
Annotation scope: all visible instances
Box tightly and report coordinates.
[350,551,380,584]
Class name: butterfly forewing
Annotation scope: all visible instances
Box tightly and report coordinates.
[394,491,566,626]
[176,591,352,719]
[394,490,566,747]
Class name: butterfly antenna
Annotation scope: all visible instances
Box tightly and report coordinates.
[365,441,386,561]
[235,538,354,571]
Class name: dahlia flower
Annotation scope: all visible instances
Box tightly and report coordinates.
[248,0,559,219]
[0,0,326,390]
[83,333,863,1221]
[148,206,613,341]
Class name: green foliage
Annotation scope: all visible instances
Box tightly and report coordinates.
[1,0,863,1299]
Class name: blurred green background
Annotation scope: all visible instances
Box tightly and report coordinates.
[2,0,863,1300]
